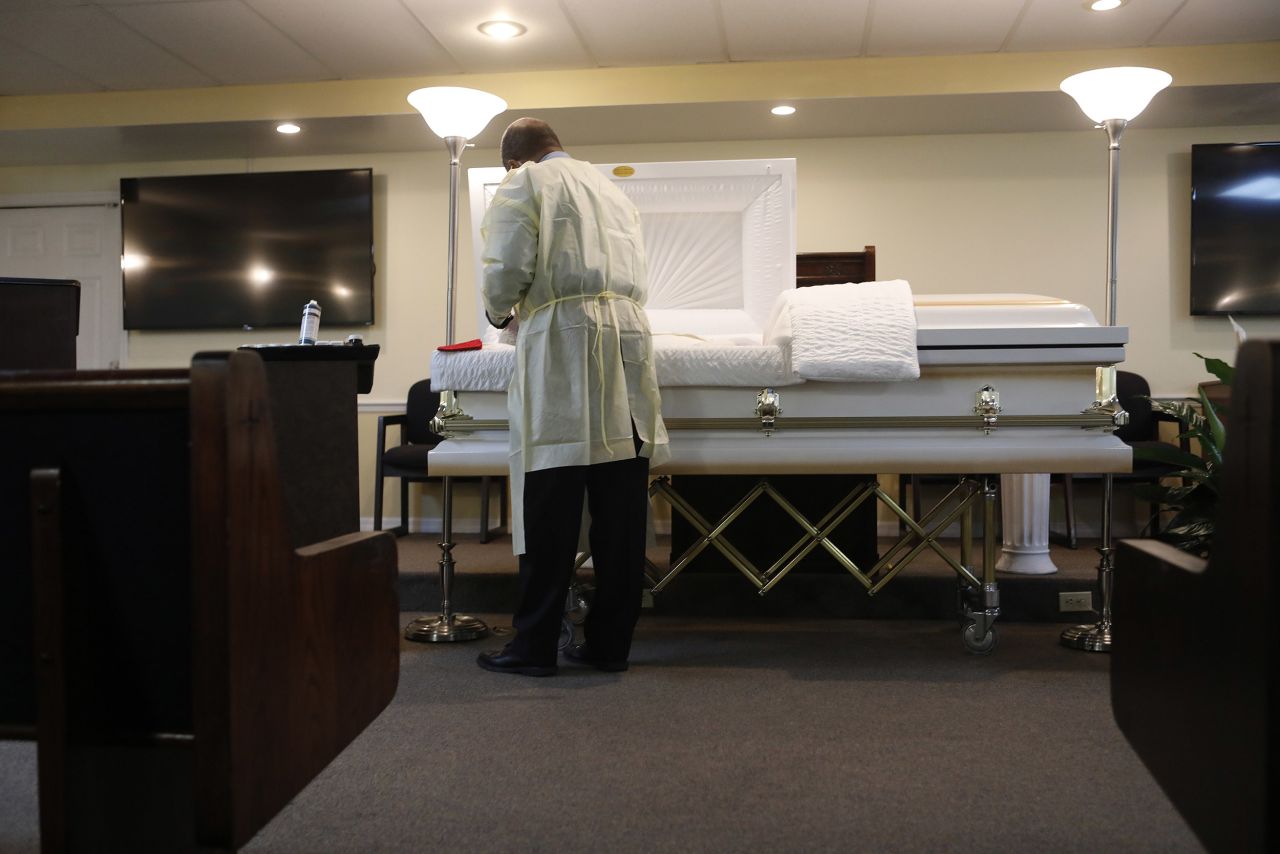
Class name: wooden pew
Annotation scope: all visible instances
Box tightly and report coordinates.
[1111,339,1277,853]
[1,346,398,852]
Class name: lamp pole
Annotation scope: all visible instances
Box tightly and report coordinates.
[1061,118,1127,653]
[1102,118,1124,329]
[1057,67,1170,652]
[403,87,507,644]
[405,134,488,644]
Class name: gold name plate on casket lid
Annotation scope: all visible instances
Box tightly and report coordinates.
[612,165,636,177]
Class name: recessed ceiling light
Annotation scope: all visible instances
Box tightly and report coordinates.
[1086,0,1127,11]
[478,20,526,39]
[276,122,301,134]
[771,105,796,116]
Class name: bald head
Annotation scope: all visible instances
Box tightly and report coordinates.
[500,118,564,170]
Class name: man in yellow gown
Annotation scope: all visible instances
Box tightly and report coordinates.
[477,118,669,676]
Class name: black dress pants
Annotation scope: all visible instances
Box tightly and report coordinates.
[507,451,650,666]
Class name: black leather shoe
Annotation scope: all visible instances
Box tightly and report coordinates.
[563,643,629,672]
[477,648,557,676]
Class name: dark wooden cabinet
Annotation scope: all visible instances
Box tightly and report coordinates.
[0,277,80,370]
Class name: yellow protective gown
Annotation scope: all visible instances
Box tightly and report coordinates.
[481,156,670,554]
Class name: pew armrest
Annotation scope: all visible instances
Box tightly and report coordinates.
[1112,538,1266,853]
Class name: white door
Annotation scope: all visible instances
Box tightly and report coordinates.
[0,196,125,369]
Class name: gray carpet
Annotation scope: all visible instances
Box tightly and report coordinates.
[0,615,1196,853]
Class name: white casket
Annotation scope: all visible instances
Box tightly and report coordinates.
[426,157,1131,651]
[431,158,1130,478]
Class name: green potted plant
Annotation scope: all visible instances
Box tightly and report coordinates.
[1133,353,1233,558]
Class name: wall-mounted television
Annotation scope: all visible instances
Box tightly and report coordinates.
[1190,142,1280,316]
[121,168,374,330]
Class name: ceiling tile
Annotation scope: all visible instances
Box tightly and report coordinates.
[401,0,592,72]
[1007,0,1187,53]
[245,0,460,78]
[867,0,1025,56]
[559,0,726,66]
[0,40,101,96]
[0,5,214,91]
[1150,0,1280,46]
[719,0,870,62]
[107,0,334,85]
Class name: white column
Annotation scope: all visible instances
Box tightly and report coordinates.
[996,473,1058,575]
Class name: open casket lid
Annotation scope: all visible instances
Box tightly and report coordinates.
[468,158,797,342]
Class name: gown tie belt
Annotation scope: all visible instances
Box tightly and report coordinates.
[521,291,641,455]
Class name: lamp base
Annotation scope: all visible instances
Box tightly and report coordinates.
[1060,621,1112,653]
[404,613,489,643]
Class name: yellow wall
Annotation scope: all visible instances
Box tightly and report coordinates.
[4,122,1278,529]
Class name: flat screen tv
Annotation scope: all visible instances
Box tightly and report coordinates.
[1190,142,1280,316]
[121,168,374,330]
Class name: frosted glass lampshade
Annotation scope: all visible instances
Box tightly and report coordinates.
[1060,67,1172,123]
[407,86,508,140]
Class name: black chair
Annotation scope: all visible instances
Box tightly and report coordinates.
[374,379,507,541]
[1054,370,1186,548]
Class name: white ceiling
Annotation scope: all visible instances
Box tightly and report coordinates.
[1,0,1278,165]
[2,0,1279,94]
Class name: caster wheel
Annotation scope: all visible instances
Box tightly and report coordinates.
[962,622,998,655]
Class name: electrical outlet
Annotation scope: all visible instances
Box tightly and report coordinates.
[1058,591,1094,612]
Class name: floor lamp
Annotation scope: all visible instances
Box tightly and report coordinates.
[1058,66,1171,652]
[403,86,508,644]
